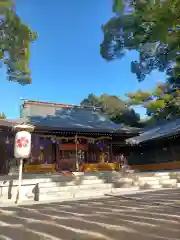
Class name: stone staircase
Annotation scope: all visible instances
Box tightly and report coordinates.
[0,171,180,204]
[128,172,180,189]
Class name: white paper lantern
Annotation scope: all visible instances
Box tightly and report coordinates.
[14,131,31,158]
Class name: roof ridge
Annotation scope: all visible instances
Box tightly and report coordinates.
[23,100,102,110]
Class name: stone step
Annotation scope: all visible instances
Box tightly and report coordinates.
[38,182,73,188]
[40,185,145,202]
[83,171,118,176]
[110,177,134,187]
[138,180,160,186]
[111,187,139,194]
[39,183,113,194]
[0,185,34,197]
[157,175,170,180]
[35,194,109,203]
[39,188,111,201]
[45,179,108,185]
[74,189,111,198]
[138,177,158,181]
[0,177,73,187]
[176,177,180,182]
[39,186,77,194]
[160,179,177,187]
[0,191,32,202]
[139,184,162,190]
[38,179,106,188]
[154,172,170,176]
[79,183,112,190]
[159,179,177,184]
[70,179,107,185]
[1,177,110,188]
[113,182,136,188]
[39,191,74,201]
[113,178,134,183]
[134,173,156,177]
[0,185,36,201]
[79,175,109,180]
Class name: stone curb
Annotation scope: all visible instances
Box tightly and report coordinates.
[1,187,178,207]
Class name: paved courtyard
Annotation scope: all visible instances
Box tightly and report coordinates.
[0,189,180,240]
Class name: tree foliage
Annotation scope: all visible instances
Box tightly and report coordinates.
[126,83,180,120]
[0,0,37,84]
[80,93,142,127]
[100,0,180,87]
[0,112,6,119]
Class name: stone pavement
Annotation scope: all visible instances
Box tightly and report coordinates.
[0,189,179,240]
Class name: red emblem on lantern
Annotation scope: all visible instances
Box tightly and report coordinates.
[17,137,29,148]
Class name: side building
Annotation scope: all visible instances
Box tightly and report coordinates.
[126,118,180,171]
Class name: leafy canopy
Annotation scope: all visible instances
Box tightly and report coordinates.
[0,112,6,119]
[80,93,142,127]
[100,0,180,87]
[126,83,180,120]
[0,0,37,84]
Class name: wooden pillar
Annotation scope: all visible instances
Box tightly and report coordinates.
[110,143,113,163]
[86,139,88,164]
[31,135,40,164]
[170,142,176,160]
[56,142,61,170]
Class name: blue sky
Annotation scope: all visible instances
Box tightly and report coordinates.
[0,0,166,119]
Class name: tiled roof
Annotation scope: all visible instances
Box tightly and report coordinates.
[126,118,180,144]
[21,100,139,134]
[0,119,25,128]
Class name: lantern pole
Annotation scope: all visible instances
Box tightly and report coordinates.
[16,157,23,203]
[75,134,79,171]
[13,123,35,204]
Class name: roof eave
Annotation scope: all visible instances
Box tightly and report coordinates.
[0,118,27,128]
[32,124,138,135]
[33,124,114,133]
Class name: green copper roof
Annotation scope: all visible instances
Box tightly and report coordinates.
[21,101,139,133]
[126,118,180,144]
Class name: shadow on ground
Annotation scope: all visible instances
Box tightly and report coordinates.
[0,189,180,240]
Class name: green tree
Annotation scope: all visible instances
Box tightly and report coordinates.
[80,93,142,127]
[100,0,180,87]
[0,0,37,84]
[81,94,102,107]
[126,83,180,121]
[0,112,6,119]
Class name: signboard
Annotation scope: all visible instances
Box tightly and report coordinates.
[14,131,31,158]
